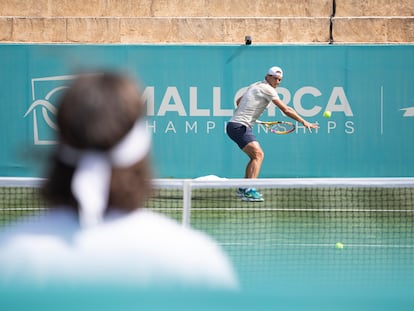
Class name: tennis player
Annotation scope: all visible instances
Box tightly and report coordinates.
[0,73,238,290]
[227,66,319,202]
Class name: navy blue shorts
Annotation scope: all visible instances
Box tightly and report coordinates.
[226,122,257,149]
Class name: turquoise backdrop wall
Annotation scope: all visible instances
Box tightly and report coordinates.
[0,44,413,178]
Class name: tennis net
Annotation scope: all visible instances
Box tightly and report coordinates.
[1,177,414,292]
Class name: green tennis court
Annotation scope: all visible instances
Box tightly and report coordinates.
[148,184,414,294]
[1,178,414,309]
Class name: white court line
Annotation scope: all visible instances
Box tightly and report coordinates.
[220,242,414,248]
[0,208,47,211]
[2,207,412,213]
[189,207,414,213]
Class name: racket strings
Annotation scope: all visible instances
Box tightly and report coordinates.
[270,122,295,134]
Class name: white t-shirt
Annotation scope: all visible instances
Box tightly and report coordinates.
[230,80,280,128]
[0,208,238,290]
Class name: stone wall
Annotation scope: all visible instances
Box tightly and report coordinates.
[0,0,412,43]
[334,0,414,43]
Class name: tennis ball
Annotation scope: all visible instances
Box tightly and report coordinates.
[323,111,332,118]
[335,242,344,249]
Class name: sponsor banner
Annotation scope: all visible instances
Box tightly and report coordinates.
[0,44,413,178]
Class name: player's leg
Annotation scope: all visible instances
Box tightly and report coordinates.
[240,141,264,201]
[242,141,264,179]
[226,122,264,201]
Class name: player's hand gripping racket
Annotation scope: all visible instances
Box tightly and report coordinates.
[256,120,295,134]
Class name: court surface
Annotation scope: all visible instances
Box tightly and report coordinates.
[1,180,414,310]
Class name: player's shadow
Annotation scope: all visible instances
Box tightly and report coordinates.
[225,45,250,64]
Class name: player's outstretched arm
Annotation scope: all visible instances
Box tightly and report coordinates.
[272,99,319,131]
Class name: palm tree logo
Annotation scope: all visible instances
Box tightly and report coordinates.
[23,75,75,145]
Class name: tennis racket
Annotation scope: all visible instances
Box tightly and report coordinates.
[255,120,295,134]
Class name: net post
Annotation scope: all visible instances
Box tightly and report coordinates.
[182,179,192,227]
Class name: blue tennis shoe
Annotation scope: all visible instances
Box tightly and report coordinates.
[238,188,264,202]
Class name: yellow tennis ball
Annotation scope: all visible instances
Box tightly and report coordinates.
[323,111,332,118]
[335,242,344,249]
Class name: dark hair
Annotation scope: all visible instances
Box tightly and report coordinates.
[42,73,152,213]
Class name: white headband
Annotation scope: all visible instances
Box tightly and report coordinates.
[59,120,151,228]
